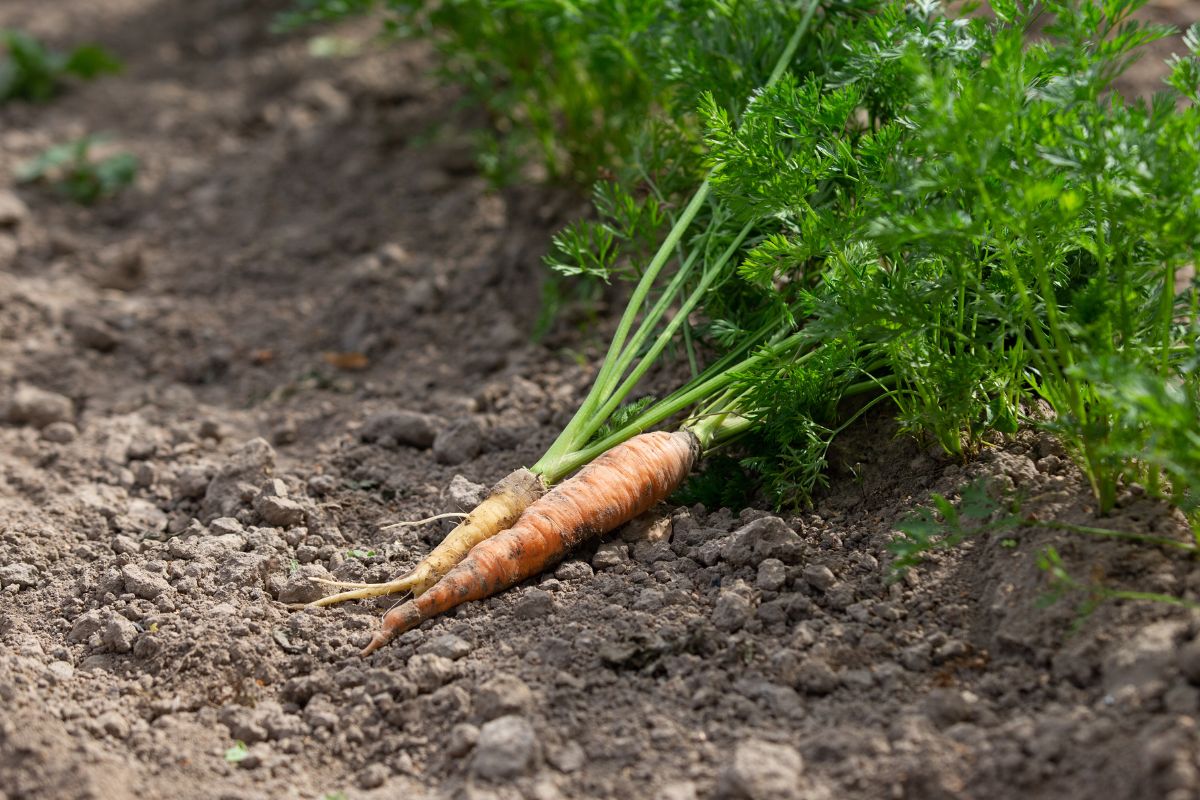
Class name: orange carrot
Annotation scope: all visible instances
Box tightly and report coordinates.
[361,430,698,655]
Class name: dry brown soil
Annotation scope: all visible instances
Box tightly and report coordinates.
[2,2,1200,799]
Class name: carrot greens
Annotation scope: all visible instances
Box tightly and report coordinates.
[640,0,1200,521]
[299,0,1200,631]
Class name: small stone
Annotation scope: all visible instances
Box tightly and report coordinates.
[900,643,932,672]
[128,434,158,462]
[921,688,977,728]
[68,610,104,643]
[255,495,307,528]
[475,673,533,722]
[308,474,337,495]
[712,591,752,632]
[472,715,538,780]
[41,421,78,443]
[447,723,479,758]
[934,638,969,663]
[216,552,273,587]
[735,679,802,714]
[97,712,130,739]
[101,614,138,653]
[622,514,672,543]
[755,599,786,626]
[444,474,488,511]
[46,661,75,683]
[302,695,339,731]
[0,189,29,227]
[271,419,297,446]
[846,602,871,623]
[840,669,874,691]
[433,417,485,465]
[236,743,269,770]
[121,564,171,599]
[993,451,1040,487]
[632,540,673,564]
[175,465,213,500]
[264,710,303,742]
[210,517,244,536]
[633,588,665,611]
[97,568,124,595]
[1037,455,1063,474]
[721,517,803,566]
[358,763,388,790]
[77,483,127,520]
[657,781,699,800]
[1103,620,1185,699]
[220,707,269,744]
[514,588,554,619]
[5,384,73,428]
[873,602,903,622]
[802,564,837,592]
[554,560,593,581]
[0,235,14,268]
[548,741,585,774]
[168,532,245,561]
[408,653,456,693]
[277,565,329,604]
[202,438,276,520]
[592,542,628,570]
[1164,684,1200,714]
[756,559,787,592]
[360,409,441,449]
[132,462,156,487]
[298,77,352,119]
[0,562,38,589]
[96,238,146,290]
[695,540,724,566]
[1036,433,1067,459]
[770,650,805,687]
[118,499,168,535]
[198,419,224,440]
[419,634,474,661]
[717,738,804,800]
[1179,639,1200,685]
[67,313,120,352]
[794,658,838,695]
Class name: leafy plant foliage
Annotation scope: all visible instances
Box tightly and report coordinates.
[698,0,1200,517]
[0,30,121,103]
[287,0,1200,530]
[17,136,138,204]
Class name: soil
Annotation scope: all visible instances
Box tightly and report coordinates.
[2,3,1199,800]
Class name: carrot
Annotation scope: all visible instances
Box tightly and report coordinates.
[306,468,545,606]
[305,15,819,618]
[361,430,698,655]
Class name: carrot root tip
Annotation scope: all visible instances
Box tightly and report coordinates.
[303,574,418,608]
[360,602,424,657]
[360,632,391,656]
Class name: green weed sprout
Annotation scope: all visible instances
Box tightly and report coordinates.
[16,136,138,205]
[0,30,121,103]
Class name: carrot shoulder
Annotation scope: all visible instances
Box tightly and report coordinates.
[361,430,698,655]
